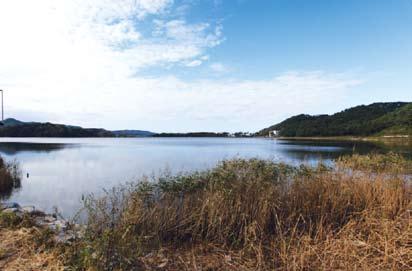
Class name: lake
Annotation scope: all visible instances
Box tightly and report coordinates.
[0,137,410,217]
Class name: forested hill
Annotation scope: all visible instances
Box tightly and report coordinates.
[0,119,114,137]
[258,102,412,137]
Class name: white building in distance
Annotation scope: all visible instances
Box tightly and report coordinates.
[268,130,279,137]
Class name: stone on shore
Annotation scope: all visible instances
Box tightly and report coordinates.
[1,201,82,244]
[0,202,20,210]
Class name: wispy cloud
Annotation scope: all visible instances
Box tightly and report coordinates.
[209,63,230,73]
[0,0,221,72]
[0,0,364,131]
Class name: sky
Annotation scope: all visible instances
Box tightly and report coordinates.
[0,0,411,132]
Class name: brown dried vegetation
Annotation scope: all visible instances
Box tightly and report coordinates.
[61,153,412,270]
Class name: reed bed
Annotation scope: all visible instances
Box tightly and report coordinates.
[58,153,412,270]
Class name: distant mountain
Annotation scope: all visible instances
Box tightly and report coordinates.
[153,132,230,137]
[1,118,28,127]
[258,102,412,137]
[112,130,155,137]
[0,119,113,137]
[0,118,158,138]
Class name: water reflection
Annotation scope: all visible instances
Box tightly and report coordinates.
[0,160,22,200]
[276,140,383,161]
[0,137,409,217]
[0,179,21,200]
[0,142,75,155]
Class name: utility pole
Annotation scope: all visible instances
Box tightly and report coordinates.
[0,89,3,121]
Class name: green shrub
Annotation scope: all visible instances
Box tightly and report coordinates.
[0,211,22,228]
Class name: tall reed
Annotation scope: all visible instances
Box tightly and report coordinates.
[65,153,412,270]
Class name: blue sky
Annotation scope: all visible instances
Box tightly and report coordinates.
[187,0,412,95]
[0,0,411,132]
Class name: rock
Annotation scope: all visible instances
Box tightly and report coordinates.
[2,207,20,213]
[34,216,46,225]
[43,215,57,223]
[30,210,46,217]
[21,206,36,214]
[47,219,68,231]
[1,201,85,244]
[1,202,20,210]
[54,230,76,243]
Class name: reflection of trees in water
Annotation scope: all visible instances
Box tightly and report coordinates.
[0,179,21,200]
[277,140,381,151]
[0,142,74,155]
[282,150,350,162]
[280,140,400,159]
[277,139,412,161]
[0,158,22,200]
[0,142,74,199]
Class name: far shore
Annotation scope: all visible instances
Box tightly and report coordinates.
[275,135,411,142]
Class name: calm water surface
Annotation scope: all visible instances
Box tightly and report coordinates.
[0,137,410,217]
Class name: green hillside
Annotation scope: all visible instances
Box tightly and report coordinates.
[0,120,114,137]
[258,102,412,137]
[372,103,412,135]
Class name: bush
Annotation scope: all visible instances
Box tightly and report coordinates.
[336,152,411,173]
[0,211,22,228]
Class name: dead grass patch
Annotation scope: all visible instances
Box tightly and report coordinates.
[0,227,64,271]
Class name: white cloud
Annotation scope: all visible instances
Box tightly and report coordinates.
[0,1,364,132]
[153,19,223,47]
[210,63,229,73]
[0,0,220,71]
[3,69,362,132]
[185,60,203,67]
[135,0,174,18]
[94,20,141,47]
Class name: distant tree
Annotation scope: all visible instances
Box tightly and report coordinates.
[257,102,411,137]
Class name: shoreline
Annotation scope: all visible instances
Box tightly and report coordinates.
[275,135,411,143]
[0,201,83,243]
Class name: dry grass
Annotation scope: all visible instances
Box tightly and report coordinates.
[0,153,64,271]
[0,227,65,271]
[59,153,412,270]
[0,210,65,271]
